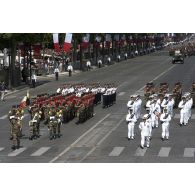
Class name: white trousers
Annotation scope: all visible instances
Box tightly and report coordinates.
[141,134,150,147]
[180,110,188,125]
[162,123,169,138]
[151,114,159,128]
[128,124,135,138]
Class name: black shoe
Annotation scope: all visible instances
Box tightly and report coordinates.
[140,145,144,149]
[128,137,130,141]
[179,123,182,127]
[161,137,164,141]
[11,145,16,150]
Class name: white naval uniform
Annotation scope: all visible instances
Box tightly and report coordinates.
[150,102,161,128]
[186,98,193,122]
[146,114,153,137]
[178,100,188,125]
[139,121,150,147]
[135,98,142,119]
[126,113,137,139]
[161,99,175,117]
[160,113,171,139]
[127,100,135,110]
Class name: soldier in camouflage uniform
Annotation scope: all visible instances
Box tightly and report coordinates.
[8,106,17,140]
[56,108,63,137]
[29,111,41,140]
[10,117,21,150]
[48,110,58,140]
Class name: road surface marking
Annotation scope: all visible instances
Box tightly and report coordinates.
[109,147,124,156]
[79,117,125,162]
[31,147,50,156]
[134,147,147,156]
[8,148,26,157]
[0,147,5,152]
[118,92,126,96]
[0,115,7,120]
[49,114,111,163]
[137,60,176,91]
[158,147,171,157]
[174,114,180,119]
[183,148,195,157]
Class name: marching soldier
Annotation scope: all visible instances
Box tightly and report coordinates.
[48,111,58,140]
[186,93,193,122]
[8,105,17,140]
[161,94,175,117]
[56,108,63,138]
[134,95,142,120]
[10,117,21,150]
[160,107,171,141]
[126,108,137,140]
[16,106,25,137]
[146,108,153,140]
[139,114,151,149]
[29,112,41,140]
[150,98,161,128]
[178,95,188,126]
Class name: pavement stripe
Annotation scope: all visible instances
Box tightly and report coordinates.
[174,114,180,119]
[134,147,147,156]
[109,147,124,156]
[31,147,50,156]
[158,147,171,157]
[0,115,7,120]
[118,92,126,96]
[0,147,5,152]
[8,148,26,157]
[183,148,195,158]
[49,114,111,163]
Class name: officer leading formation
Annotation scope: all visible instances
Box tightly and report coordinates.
[126,82,194,149]
[8,83,117,150]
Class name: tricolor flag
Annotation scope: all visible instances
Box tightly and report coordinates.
[19,90,30,108]
[81,34,90,50]
[64,33,72,53]
[53,33,61,53]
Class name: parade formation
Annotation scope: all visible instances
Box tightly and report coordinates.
[126,82,194,149]
[7,83,117,150]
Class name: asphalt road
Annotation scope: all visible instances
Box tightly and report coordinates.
[0,49,195,163]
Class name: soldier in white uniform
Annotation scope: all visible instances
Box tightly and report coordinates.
[126,108,137,140]
[146,95,154,109]
[150,98,161,128]
[160,107,171,140]
[161,94,175,117]
[134,95,142,120]
[146,108,153,139]
[127,95,135,110]
[185,93,193,122]
[139,114,151,149]
[178,96,188,126]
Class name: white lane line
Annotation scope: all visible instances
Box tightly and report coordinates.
[118,92,126,96]
[158,147,171,157]
[31,147,50,156]
[0,115,7,120]
[49,114,111,163]
[174,114,180,119]
[134,147,147,156]
[109,147,125,156]
[137,62,176,91]
[0,147,5,152]
[184,148,195,158]
[8,148,26,157]
[79,117,126,162]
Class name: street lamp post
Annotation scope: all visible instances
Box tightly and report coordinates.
[8,49,11,89]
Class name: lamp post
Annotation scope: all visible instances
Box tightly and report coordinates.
[7,48,12,89]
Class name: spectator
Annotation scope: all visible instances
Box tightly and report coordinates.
[31,73,37,88]
[86,60,91,71]
[67,64,73,77]
[54,66,60,81]
[0,81,6,101]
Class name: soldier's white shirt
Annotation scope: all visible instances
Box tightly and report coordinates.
[127,100,134,109]
[91,88,98,94]
[178,100,188,111]
[160,113,171,124]
[139,121,150,136]
[57,88,61,93]
[187,98,193,109]
[126,113,137,124]
[146,100,152,108]
[157,98,162,106]
[86,61,91,66]
[151,102,161,114]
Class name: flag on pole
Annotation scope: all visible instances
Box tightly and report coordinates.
[81,34,90,50]
[53,33,61,53]
[64,33,72,52]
